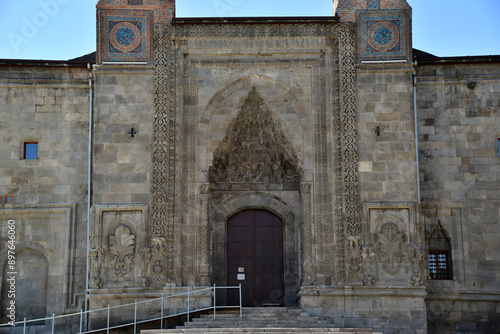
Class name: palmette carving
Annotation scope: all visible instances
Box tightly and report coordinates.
[109,226,135,278]
[377,223,404,275]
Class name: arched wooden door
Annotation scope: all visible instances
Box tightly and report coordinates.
[227,210,284,307]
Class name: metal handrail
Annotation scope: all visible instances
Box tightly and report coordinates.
[0,284,242,334]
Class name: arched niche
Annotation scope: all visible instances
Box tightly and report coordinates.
[1,248,48,322]
[198,74,312,174]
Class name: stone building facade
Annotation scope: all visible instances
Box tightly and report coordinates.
[0,0,499,333]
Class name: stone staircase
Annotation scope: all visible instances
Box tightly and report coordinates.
[141,307,381,334]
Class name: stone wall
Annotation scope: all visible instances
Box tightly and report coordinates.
[357,64,418,203]
[416,61,500,333]
[92,65,154,205]
[0,63,90,319]
[88,65,155,310]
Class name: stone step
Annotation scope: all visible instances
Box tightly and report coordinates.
[180,324,336,329]
[192,315,322,322]
[140,307,381,334]
[142,328,379,334]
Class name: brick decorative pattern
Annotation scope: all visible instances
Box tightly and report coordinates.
[145,0,174,23]
[334,0,410,22]
[97,8,153,64]
[356,9,411,62]
[97,0,174,24]
[367,0,380,9]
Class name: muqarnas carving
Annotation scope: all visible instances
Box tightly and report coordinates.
[109,225,135,278]
[209,87,301,185]
[377,222,405,275]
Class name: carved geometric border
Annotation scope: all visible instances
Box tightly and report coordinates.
[339,23,362,284]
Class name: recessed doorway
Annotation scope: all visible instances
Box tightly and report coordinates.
[226,209,284,307]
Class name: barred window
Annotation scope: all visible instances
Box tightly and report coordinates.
[428,220,453,280]
[429,250,451,280]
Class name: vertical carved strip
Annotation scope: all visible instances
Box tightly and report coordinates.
[331,36,344,285]
[301,182,314,285]
[198,184,210,285]
[153,25,176,282]
[339,23,362,284]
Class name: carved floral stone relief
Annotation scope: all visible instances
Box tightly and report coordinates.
[377,222,405,275]
[109,225,135,279]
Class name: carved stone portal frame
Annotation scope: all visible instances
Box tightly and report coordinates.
[152,23,361,287]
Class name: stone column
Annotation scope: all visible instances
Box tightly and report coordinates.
[198,183,210,285]
[301,182,315,285]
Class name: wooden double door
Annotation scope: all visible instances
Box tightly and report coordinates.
[227,210,284,307]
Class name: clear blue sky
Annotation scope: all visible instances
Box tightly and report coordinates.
[0,0,499,60]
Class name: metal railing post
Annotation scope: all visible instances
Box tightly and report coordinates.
[213,284,216,321]
[161,294,164,329]
[0,286,245,334]
[239,283,242,321]
[134,299,137,334]
[187,287,190,323]
[79,309,83,333]
[107,304,110,334]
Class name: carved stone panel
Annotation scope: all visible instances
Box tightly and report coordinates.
[92,205,149,288]
[362,202,423,286]
[377,223,405,275]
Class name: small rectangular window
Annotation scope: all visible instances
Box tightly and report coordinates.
[24,142,38,159]
[5,195,14,204]
[429,250,451,280]
[498,138,500,157]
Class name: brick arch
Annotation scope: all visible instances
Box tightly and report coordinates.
[211,192,299,306]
